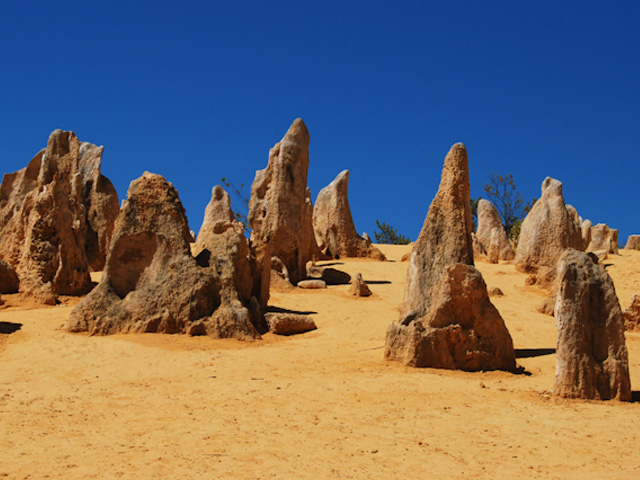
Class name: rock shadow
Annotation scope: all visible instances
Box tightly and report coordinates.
[364,280,391,285]
[266,306,317,316]
[515,348,556,358]
[0,322,22,334]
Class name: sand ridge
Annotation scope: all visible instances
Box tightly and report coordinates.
[1,245,640,479]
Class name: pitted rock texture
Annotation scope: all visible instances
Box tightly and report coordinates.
[0,130,118,302]
[514,177,583,273]
[475,199,515,261]
[586,223,619,255]
[623,294,640,331]
[313,170,385,260]
[553,249,631,401]
[625,235,640,250]
[248,118,320,284]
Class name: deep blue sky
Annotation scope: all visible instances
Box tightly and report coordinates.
[2,1,639,243]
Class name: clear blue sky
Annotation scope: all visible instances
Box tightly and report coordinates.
[2,1,639,244]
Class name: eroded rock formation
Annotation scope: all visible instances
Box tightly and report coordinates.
[623,294,640,331]
[313,170,385,260]
[475,199,515,261]
[553,249,631,401]
[0,130,118,303]
[586,223,618,255]
[0,259,19,294]
[514,177,583,273]
[625,235,640,250]
[66,173,261,340]
[349,273,372,297]
[248,119,320,284]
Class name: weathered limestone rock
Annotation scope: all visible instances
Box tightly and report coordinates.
[265,312,317,335]
[349,273,372,297]
[297,279,326,289]
[586,223,618,255]
[566,204,581,226]
[623,294,640,331]
[581,219,593,249]
[402,143,474,318]
[553,249,631,401]
[248,118,320,285]
[66,173,260,340]
[514,177,583,273]
[625,235,640,250]
[313,170,386,260]
[385,264,517,371]
[476,199,515,261]
[471,232,486,259]
[488,287,504,297]
[487,227,501,264]
[0,259,19,294]
[0,130,119,302]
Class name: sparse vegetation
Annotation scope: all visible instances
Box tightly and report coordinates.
[483,172,535,244]
[374,220,411,245]
[221,177,251,232]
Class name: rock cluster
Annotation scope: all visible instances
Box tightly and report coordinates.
[553,249,631,401]
[385,144,516,372]
[0,130,119,302]
[66,173,262,340]
[313,170,385,260]
[475,199,515,262]
[514,177,583,273]
[586,223,618,255]
[248,119,320,285]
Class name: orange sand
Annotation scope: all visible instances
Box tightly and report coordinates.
[1,245,640,479]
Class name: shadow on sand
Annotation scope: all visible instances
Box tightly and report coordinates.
[266,306,317,316]
[0,322,22,334]
[515,348,556,359]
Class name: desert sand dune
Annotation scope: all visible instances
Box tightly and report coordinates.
[1,244,640,479]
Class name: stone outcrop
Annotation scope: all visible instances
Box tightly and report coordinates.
[586,223,618,255]
[66,173,261,340]
[0,259,19,294]
[248,118,320,285]
[349,273,372,297]
[385,264,517,371]
[385,144,516,372]
[581,219,593,248]
[471,232,486,259]
[265,313,317,335]
[553,249,631,401]
[0,130,119,303]
[313,170,385,260]
[623,294,640,331]
[297,279,326,289]
[475,199,515,261]
[625,235,640,250]
[401,143,474,318]
[514,177,583,273]
[306,264,351,285]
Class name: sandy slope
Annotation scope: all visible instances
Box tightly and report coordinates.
[1,245,640,479]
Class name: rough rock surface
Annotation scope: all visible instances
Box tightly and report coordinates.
[514,177,583,273]
[487,228,501,264]
[297,279,326,289]
[0,259,19,294]
[471,232,486,259]
[66,173,260,340]
[385,264,517,371]
[265,313,317,335]
[0,130,119,302]
[553,249,631,401]
[581,219,593,250]
[488,287,504,297]
[248,118,320,284]
[313,170,385,260]
[402,143,474,318]
[623,294,640,331]
[349,273,372,297]
[306,264,351,285]
[476,199,515,261]
[625,235,640,250]
[586,223,619,255]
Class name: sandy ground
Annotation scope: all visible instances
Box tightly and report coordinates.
[1,245,640,479]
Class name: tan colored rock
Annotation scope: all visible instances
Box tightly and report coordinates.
[0,259,19,294]
[66,173,260,340]
[514,177,583,273]
[248,118,320,285]
[385,264,517,372]
[476,199,515,261]
[471,232,486,259]
[488,287,503,297]
[487,227,501,264]
[400,251,412,262]
[536,296,555,316]
[553,249,631,401]
[623,294,640,331]
[196,185,235,237]
[313,170,385,260]
[586,223,618,255]
[581,219,592,248]
[349,273,372,297]
[625,235,640,250]
[265,312,317,335]
[297,279,327,289]
[306,264,351,285]
[566,204,581,226]
[0,130,119,302]
[402,143,474,318]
